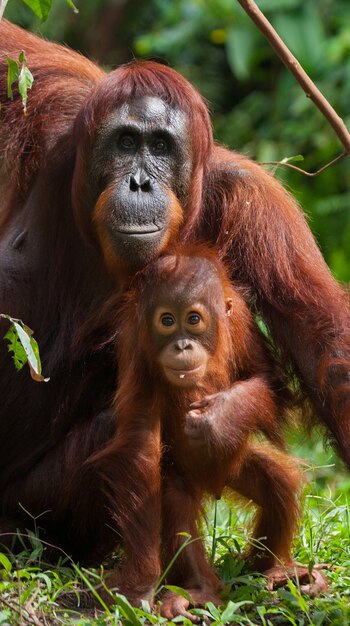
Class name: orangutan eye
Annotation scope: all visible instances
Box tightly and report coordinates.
[161,313,176,327]
[152,138,168,155]
[118,134,136,150]
[187,312,201,325]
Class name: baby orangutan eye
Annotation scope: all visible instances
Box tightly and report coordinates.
[187,312,201,325]
[161,313,176,327]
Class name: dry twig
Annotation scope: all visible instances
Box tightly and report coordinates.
[0,595,40,625]
[25,594,45,626]
[263,151,348,177]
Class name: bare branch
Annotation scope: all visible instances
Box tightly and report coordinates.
[237,0,350,154]
[0,0,9,20]
[262,151,348,177]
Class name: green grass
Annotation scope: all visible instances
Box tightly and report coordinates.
[1,433,350,625]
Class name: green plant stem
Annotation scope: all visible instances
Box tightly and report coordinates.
[154,534,197,595]
[210,500,218,566]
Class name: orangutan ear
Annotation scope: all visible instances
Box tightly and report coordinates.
[226,298,233,317]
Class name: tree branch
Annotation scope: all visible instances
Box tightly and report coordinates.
[237,0,350,154]
[262,151,348,177]
[0,0,9,20]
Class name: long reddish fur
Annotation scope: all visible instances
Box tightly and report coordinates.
[0,17,348,601]
[91,246,301,603]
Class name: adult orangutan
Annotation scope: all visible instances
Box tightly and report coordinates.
[93,245,309,618]
[0,17,347,614]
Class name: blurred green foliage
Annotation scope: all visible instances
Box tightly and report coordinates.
[4,0,350,280]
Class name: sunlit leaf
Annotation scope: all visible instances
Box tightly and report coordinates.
[13,321,47,381]
[280,154,304,163]
[18,52,34,114]
[22,0,52,21]
[4,324,27,371]
[0,553,12,573]
[6,53,34,113]
[2,315,49,382]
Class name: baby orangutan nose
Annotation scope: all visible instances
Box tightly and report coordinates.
[175,339,192,351]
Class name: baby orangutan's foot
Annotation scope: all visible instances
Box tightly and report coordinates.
[264,564,329,597]
[159,587,222,622]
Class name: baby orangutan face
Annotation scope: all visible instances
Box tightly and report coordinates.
[153,303,211,387]
[147,256,233,388]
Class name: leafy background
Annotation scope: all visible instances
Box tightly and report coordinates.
[5,0,350,282]
[1,2,350,624]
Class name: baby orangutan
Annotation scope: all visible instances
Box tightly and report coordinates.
[95,245,325,620]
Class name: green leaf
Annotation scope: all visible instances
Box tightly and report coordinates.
[4,324,27,371]
[13,321,46,381]
[0,553,12,573]
[18,52,34,114]
[22,0,52,21]
[205,601,222,620]
[163,585,194,603]
[6,53,34,113]
[112,594,143,626]
[6,58,19,99]
[221,600,253,621]
[281,154,304,164]
[65,0,79,13]
[2,315,49,382]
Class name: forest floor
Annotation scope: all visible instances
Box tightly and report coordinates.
[1,430,350,626]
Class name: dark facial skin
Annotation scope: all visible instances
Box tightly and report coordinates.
[91,96,192,267]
